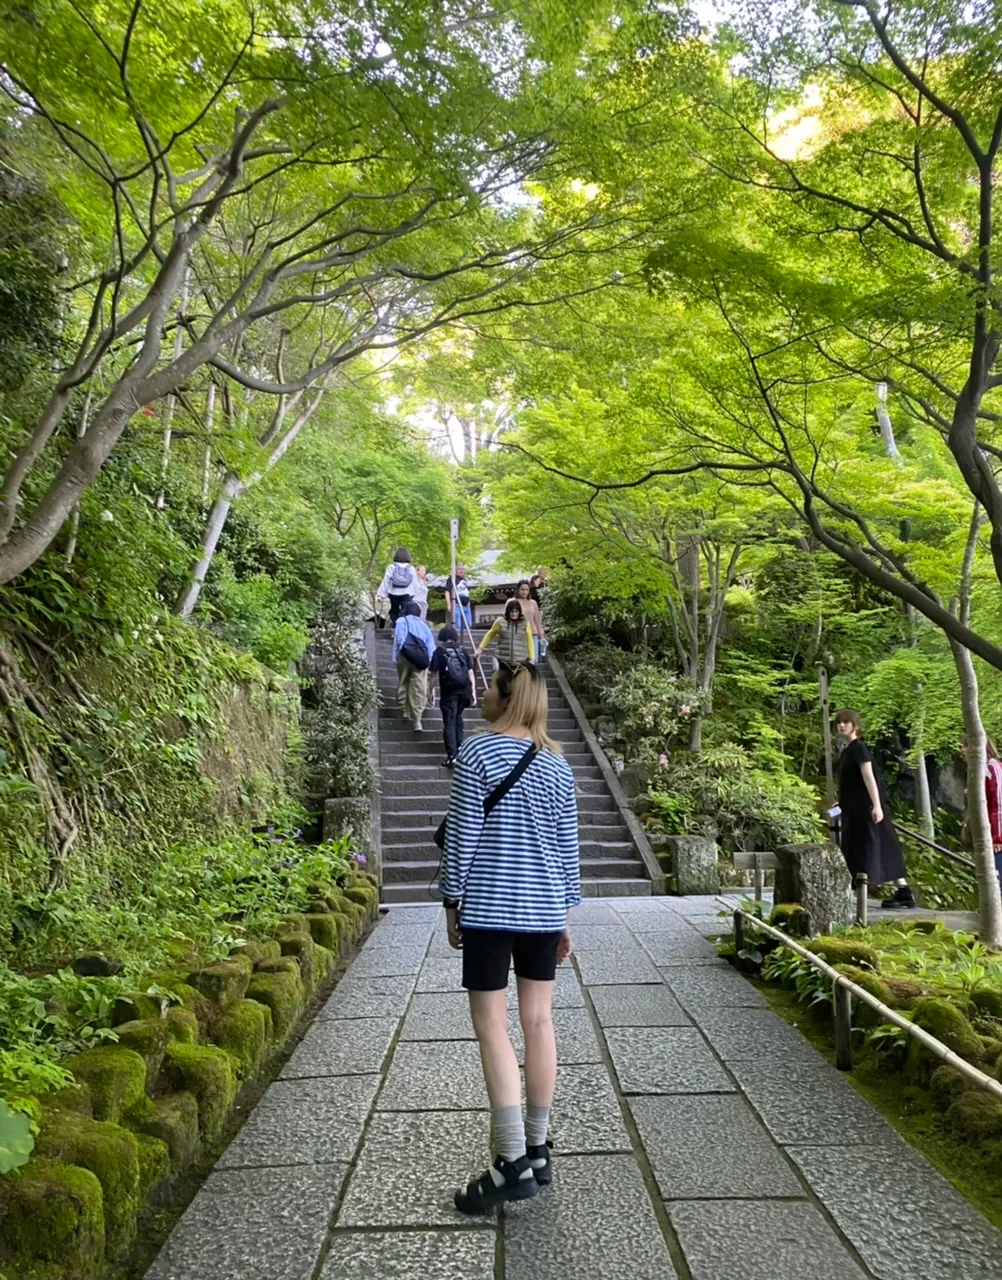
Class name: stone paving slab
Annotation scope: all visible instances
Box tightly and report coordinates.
[566,902,622,924]
[660,965,767,1009]
[279,1017,398,1079]
[568,924,644,951]
[687,915,733,937]
[630,1095,804,1199]
[636,931,721,963]
[685,1006,827,1064]
[788,1141,1002,1279]
[731,1059,890,1146]
[506,965,585,1007]
[575,947,662,986]
[321,1230,496,1279]
[378,1040,489,1110]
[505,1155,677,1280]
[605,1026,735,1095]
[669,1199,867,1280]
[218,1076,379,1168]
[400,991,475,1040]
[347,944,430,977]
[147,1164,347,1280]
[317,974,416,1021]
[588,983,691,1027]
[337,1110,490,1228]
[551,1063,632,1153]
[363,924,435,950]
[415,956,465,992]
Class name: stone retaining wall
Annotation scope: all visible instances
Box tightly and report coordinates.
[0,873,380,1280]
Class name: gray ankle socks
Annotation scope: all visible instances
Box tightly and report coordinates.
[491,1105,534,1185]
[525,1104,550,1149]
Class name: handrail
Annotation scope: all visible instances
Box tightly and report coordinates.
[896,822,975,871]
[733,908,1002,1099]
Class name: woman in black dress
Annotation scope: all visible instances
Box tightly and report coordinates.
[835,708,916,909]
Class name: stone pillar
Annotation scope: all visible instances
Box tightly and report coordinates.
[663,835,719,896]
[774,842,853,934]
[324,797,376,883]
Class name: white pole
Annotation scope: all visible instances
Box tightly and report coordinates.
[449,516,459,629]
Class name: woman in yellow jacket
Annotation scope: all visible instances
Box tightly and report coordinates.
[479,598,536,666]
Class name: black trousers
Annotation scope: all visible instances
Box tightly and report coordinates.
[388,593,412,625]
[441,690,468,759]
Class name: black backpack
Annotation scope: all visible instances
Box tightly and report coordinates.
[400,632,430,669]
[441,642,469,689]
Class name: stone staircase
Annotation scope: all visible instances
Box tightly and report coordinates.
[373,628,653,904]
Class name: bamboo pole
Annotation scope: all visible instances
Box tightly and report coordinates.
[737,910,1002,1102]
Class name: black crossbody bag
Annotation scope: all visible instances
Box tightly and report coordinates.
[433,742,538,852]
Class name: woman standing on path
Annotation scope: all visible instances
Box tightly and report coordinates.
[515,580,546,658]
[412,564,430,621]
[377,546,418,625]
[478,598,535,667]
[835,709,916,909]
[441,661,580,1213]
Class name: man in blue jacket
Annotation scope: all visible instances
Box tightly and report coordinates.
[392,601,436,731]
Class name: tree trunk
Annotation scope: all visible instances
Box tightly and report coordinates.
[950,639,1002,948]
[176,473,242,618]
[63,391,93,566]
[156,268,191,510]
[201,380,216,502]
[913,743,935,842]
[688,715,702,751]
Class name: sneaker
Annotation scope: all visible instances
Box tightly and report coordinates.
[414,718,424,732]
[527,1140,552,1187]
[443,756,456,769]
[454,1155,539,1215]
[881,886,917,910]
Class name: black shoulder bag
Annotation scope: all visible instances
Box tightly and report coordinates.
[433,742,538,852]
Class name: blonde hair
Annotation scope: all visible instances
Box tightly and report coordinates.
[490,663,560,753]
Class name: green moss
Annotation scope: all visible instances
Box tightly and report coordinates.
[214,999,271,1078]
[166,1008,200,1044]
[327,910,354,949]
[233,940,281,966]
[931,1065,974,1112]
[163,1043,236,1144]
[913,998,985,1062]
[307,898,333,915]
[908,919,941,935]
[151,977,212,1027]
[947,1090,1002,1142]
[806,937,879,970]
[186,957,252,1007]
[47,1082,93,1117]
[0,1157,105,1275]
[113,1018,169,1078]
[35,1110,140,1258]
[278,932,316,989]
[278,913,311,935]
[111,992,162,1026]
[67,1047,147,1123]
[254,956,301,979]
[343,884,377,920]
[128,1092,199,1174]
[311,941,336,985]
[768,902,804,927]
[133,1131,170,1196]
[834,965,891,1028]
[306,913,338,952]
[246,969,304,1041]
[972,990,1002,1021]
[884,977,926,1005]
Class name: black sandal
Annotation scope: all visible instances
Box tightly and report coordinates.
[454,1155,539,1215]
[527,1140,553,1187]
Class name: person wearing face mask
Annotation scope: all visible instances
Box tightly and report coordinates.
[477,598,535,667]
[440,660,579,1213]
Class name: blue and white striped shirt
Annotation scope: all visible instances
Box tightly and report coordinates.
[440,733,581,932]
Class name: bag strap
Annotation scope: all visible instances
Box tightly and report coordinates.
[483,743,538,819]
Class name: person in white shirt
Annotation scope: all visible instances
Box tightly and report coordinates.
[377,546,417,625]
[413,564,430,620]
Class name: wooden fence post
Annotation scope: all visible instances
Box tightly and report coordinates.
[734,910,745,956]
[834,981,853,1071]
[753,854,764,910]
[855,873,868,927]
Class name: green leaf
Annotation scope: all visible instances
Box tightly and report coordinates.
[0,1098,35,1174]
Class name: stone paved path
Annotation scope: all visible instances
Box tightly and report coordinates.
[148,896,1002,1280]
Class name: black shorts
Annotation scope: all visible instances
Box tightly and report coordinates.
[461,929,562,991]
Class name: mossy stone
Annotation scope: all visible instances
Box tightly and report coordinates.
[187,957,251,1007]
[308,899,333,915]
[913,997,984,1062]
[255,956,301,979]
[768,902,804,927]
[35,1110,140,1258]
[972,990,1002,1021]
[327,910,354,949]
[278,932,316,989]
[111,991,163,1026]
[947,1089,1002,1141]
[68,1047,147,1123]
[312,941,336,985]
[884,977,925,1004]
[163,1043,236,1144]
[133,1131,170,1196]
[166,1008,200,1044]
[343,885,378,920]
[114,1018,169,1080]
[930,1064,973,1111]
[805,937,879,970]
[233,940,281,966]
[278,913,311,936]
[908,919,940,935]
[246,969,304,1041]
[47,1081,93,1117]
[833,965,891,1028]
[0,1156,105,1274]
[214,999,271,1078]
[128,1092,199,1174]
[306,913,338,952]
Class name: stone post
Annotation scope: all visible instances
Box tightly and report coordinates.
[324,797,376,883]
[663,835,720,896]
[774,842,853,934]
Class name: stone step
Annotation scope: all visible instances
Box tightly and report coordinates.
[379,876,653,904]
[377,710,576,726]
[380,791,619,814]
[378,726,583,744]
[381,824,631,850]
[380,810,629,835]
[377,774,611,797]
[382,854,646,885]
[379,745,595,765]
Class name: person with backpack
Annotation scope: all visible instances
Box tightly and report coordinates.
[378,546,418,625]
[392,601,435,731]
[430,626,476,767]
[440,661,580,1213]
[445,562,473,633]
[478,598,535,667]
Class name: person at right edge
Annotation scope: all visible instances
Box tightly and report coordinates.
[835,708,916,909]
[440,661,580,1212]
